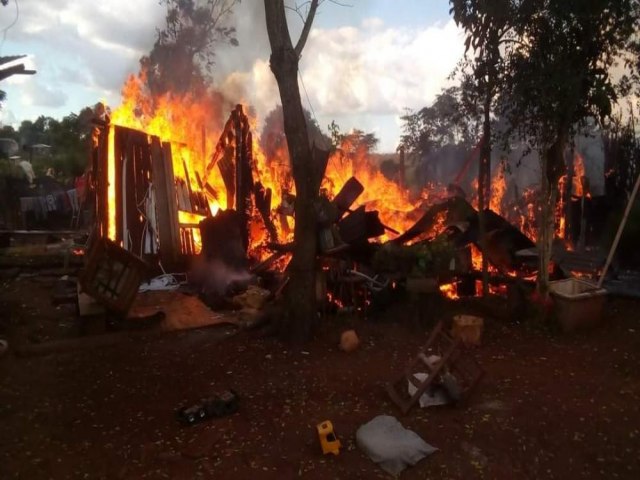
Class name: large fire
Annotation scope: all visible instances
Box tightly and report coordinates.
[105,69,584,301]
[106,72,443,256]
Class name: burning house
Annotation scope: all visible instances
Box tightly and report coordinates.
[82,59,626,321]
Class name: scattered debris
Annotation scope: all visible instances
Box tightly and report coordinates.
[317,420,341,455]
[177,390,239,426]
[78,238,148,315]
[356,415,437,476]
[339,329,360,353]
[451,314,484,346]
[232,285,271,310]
[386,321,484,414]
[406,372,451,408]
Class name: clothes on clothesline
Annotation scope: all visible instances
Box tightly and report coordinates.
[19,189,80,220]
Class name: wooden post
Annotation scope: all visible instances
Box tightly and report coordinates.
[162,142,182,258]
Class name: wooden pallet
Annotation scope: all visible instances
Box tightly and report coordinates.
[386,320,484,414]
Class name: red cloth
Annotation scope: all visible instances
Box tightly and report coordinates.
[74,175,87,202]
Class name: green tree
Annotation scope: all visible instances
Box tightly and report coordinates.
[0,125,18,142]
[500,0,640,296]
[141,0,240,96]
[329,122,379,155]
[16,109,94,179]
[400,84,479,158]
[450,0,514,295]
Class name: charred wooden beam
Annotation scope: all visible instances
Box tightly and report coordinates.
[337,206,367,244]
[218,147,235,209]
[250,251,286,274]
[204,113,235,177]
[254,181,278,243]
[266,242,295,253]
[234,105,254,252]
[393,196,478,246]
[311,145,330,195]
[332,176,364,219]
[199,210,247,268]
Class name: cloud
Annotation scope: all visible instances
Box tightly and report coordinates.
[5,0,164,94]
[21,81,69,108]
[219,17,464,144]
[301,19,465,116]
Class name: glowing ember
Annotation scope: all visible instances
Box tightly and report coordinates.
[439,282,459,299]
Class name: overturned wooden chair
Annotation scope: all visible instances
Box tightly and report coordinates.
[386,320,484,414]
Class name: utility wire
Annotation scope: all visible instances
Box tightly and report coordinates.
[298,67,318,125]
[0,0,20,56]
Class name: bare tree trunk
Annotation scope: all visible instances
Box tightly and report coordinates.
[264,0,318,343]
[478,92,492,297]
[564,145,574,243]
[537,153,552,299]
[538,135,566,298]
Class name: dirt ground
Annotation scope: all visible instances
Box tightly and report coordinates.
[1,272,640,479]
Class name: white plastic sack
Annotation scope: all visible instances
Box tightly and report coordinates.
[407,373,450,408]
[356,415,437,476]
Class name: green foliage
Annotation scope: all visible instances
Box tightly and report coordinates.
[328,121,379,154]
[0,125,18,141]
[372,237,455,276]
[13,107,94,180]
[328,120,341,148]
[603,111,640,204]
[500,0,640,154]
[399,84,480,158]
[141,0,240,96]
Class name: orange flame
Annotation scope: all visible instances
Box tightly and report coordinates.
[439,282,459,299]
[489,164,506,213]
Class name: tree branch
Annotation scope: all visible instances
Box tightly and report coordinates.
[294,0,319,57]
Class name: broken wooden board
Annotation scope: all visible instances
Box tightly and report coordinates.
[332,176,364,218]
[129,291,240,331]
[392,197,472,245]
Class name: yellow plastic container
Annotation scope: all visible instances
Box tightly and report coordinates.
[317,420,341,455]
[451,315,484,346]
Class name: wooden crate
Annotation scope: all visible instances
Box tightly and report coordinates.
[78,238,148,314]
